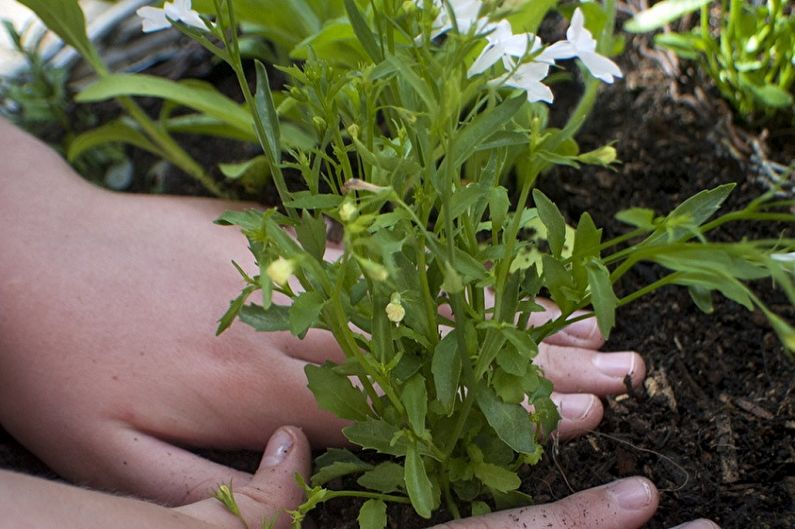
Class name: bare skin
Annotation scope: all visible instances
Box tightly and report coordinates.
[0,119,720,527]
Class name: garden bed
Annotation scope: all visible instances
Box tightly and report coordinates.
[1,19,793,529]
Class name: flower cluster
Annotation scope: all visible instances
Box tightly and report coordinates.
[420,0,622,102]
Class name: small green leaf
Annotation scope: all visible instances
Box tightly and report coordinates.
[289,291,326,338]
[358,462,405,493]
[449,95,526,169]
[532,189,566,257]
[216,286,255,335]
[405,443,434,519]
[492,369,526,404]
[358,499,387,529]
[431,332,461,414]
[295,211,327,262]
[343,418,407,456]
[616,207,656,229]
[306,363,371,421]
[473,462,521,493]
[476,384,537,455]
[254,60,282,164]
[624,0,712,33]
[313,460,372,486]
[284,192,343,210]
[496,345,527,377]
[585,259,618,339]
[401,375,428,436]
[499,327,538,359]
[239,303,291,331]
[219,156,269,180]
[67,120,162,162]
[688,285,714,314]
[344,0,382,62]
[747,83,794,109]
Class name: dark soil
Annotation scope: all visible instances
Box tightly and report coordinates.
[1,24,793,529]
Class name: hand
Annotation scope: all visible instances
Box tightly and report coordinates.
[0,119,642,504]
[0,425,719,529]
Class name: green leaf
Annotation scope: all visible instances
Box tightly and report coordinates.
[747,83,794,109]
[624,0,712,33]
[295,211,328,261]
[541,255,578,314]
[344,0,382,62]
[499,327,538,360]
[616,207,656,229]
[492,369,526,404]
[532,189,566,257]
[431,332,461,414]
[67,120,162,162]
[306,363,371,421]
[496,345,527,377]
[473,462,521,493]
[449,95,525,169]
[358,499,387,529]
[216,286,255,335]
[660,184,735,241]
[405,443,434,519]
[471,500,491,516]
[313,459,372,486]
[239,303,291,331]
[77,75,252,134]
[343,418,406,456]
[531,395,560,438]
[219,156,269,180]
[585,259,618,339]
[254,60,282,164]
[289,291,326,338]
[401,375,428,436]
[358,462,405,493]
[284,192,344,209]
[476,384,536,454]
[16,0,103,71]
[688,285,714,313]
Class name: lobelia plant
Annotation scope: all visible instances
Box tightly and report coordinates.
[14,1,795,528]
[626,0,795,122]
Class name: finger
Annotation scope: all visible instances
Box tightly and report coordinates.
[431,477,659,529]
[528,298,606,349]
[670,521,722,529]
[177,426,311,529]
[536,343,645,395]
[551,392,603,440]
[96,425,254,505]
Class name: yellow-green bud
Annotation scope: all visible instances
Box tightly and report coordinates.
[385,293,405,324]
[266,257,294,286]
[312,116,327,132]
[347,123,360,139]
[339,201,359,223]
[579,145,617,166]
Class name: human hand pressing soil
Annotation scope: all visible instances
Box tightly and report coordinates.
[0,426,719,529]
[1,118,641,506]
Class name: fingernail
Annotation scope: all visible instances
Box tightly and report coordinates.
[557,394,597,421]
[607,477,654,510]
[262,428,294,466]
[592,352,636,378]
[563,315,598,340]
[670,520,721,529]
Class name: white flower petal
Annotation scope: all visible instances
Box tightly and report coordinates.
[137,6,170,33]
[567,8,597,52]
[468,44,504,77]
[578,50,623,83]
[772,252,795,263]
[164,0,205,30]
[501,62,553,103]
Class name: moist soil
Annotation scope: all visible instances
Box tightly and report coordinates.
[1,28,794,529]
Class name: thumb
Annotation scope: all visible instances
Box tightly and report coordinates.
[175,426,311,529]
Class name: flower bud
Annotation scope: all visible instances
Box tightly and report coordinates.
[385,293,405,324]
[339,200,359,223]
[266,257,294,286]
[347,123,360,139]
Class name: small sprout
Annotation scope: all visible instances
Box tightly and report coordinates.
[385,293,405,324]
[312,116,327,133]
[347,123,360,139]
[339,200,359,223]
[214,483,242,517]
[343,178,386,193]
[266,257,294,286]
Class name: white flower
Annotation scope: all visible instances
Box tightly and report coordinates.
[266,257,294,287]
[419,0,490,38]
[538,8,622,83]
[137,0,205,33]
[467,20,542,78]
[493,61,554,103]
[772,252,795,263]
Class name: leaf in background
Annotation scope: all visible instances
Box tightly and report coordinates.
[344,0,382,62]
[532,189,566,257]
[358,499,387,529]
[431,332,461,414]
[343,418,407,456]
[306,363,371,421]
[239,303,291,331]
[625,0,712,33]
[219,156,269,180]
[67,120,162,162]
[401,375,428,436]
[77,75,252,134]
[289,291,326,338]
[404,443,434,519]
[358,462,405,493]
[285,192,344,209]
[476,384,537,454]
[586,259,618,338]
[449,96,526,170]
[17,0,103,71]
[746,83,794,109]
[473,462,521,493]
[254,61,282,164]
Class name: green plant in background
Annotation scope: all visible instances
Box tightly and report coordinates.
[15,1,795,528]
[626,0,794,122]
